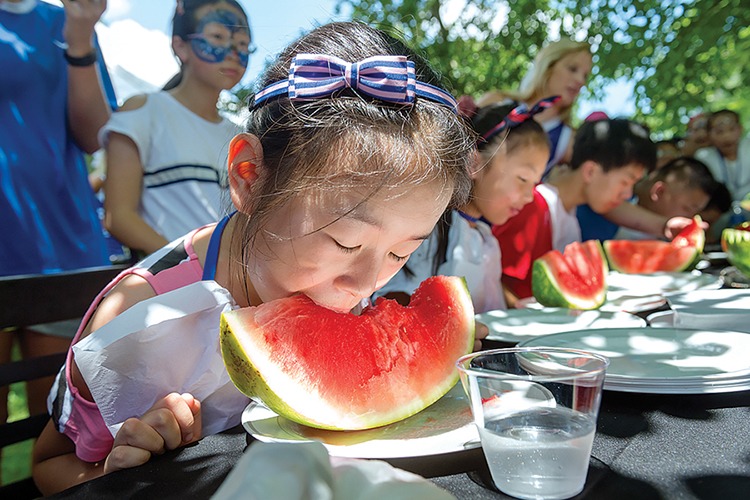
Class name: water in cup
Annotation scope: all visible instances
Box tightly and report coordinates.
[479,406,595,500]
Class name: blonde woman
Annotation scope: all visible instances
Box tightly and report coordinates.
[478,39,592,176]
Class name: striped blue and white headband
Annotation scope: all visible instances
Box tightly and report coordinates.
[253,53,458,113]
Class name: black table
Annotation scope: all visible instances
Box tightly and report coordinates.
[47,388,750,500]
[48,261,750,499]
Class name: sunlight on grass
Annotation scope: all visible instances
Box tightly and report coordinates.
[1,340,33,486]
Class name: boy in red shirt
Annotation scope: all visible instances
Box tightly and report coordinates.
[494,118,656,304]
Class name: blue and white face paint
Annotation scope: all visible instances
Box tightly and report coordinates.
[187,9,251,67]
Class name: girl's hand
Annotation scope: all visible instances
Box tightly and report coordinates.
[103,392,201,474]
[61,0,107,57]
[474,320,489,352]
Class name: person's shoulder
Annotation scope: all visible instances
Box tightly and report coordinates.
[118,94,150,112]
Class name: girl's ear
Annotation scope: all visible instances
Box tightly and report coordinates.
[172,36,190,65]
[228,133,263,212]
[468,149,484,180]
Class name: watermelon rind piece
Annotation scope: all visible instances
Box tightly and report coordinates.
[220,276,475,431]
[603,240,699,274]
[532,240,608,310]
[722,228,750,278]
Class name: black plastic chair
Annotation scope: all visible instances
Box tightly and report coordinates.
[0,264,127,499]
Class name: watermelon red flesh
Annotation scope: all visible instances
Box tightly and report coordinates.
[532,240,608,309]
[670,215,705,252]
[220,275,475,430]
[604,240,698,274]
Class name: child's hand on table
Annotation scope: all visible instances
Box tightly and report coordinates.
[474,321,489,351]
[104,392,202,474]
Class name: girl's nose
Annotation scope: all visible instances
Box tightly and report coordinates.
[334,257,381,299]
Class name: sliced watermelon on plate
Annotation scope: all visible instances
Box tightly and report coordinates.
[220,275,475,430]
[531,240,608,310]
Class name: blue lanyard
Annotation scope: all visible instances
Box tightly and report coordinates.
[202,213,233,281]
[457,210,491,226]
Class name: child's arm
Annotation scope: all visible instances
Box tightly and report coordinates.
[602,202,698,240]
[32,276,202,495]
[32,394,201,495]
[103,96,170,254]
[63,0,110,154]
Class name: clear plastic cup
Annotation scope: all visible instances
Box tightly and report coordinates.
[456,348,609,500]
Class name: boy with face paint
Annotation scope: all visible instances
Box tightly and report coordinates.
[100,1,250,256]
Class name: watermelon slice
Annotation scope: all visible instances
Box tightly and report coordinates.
[604,216,704,274]
[670,215,705,253]
[722,227,750,277]
[604,240,698,274]
[531,240,608,310]
[220,276,475,430]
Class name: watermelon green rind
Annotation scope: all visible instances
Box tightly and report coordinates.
[220,276,475,431]
[722,228,750,277]
[532,240,608,310]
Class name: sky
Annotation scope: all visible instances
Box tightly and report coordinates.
[46,0,636,119]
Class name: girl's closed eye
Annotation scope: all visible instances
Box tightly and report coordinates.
[390,252,408,263]
[333,238,360,253]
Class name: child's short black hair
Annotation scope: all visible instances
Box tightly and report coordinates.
[651,157,716,197]
[571,118,656,173]
[704,181,732,214]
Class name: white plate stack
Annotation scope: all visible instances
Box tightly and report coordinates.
[519,327,750,394]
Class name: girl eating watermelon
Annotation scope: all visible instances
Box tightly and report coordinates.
[32,22,477,494]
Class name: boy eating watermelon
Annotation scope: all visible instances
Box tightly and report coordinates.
[614,157,715,241]
[493,118,656,304]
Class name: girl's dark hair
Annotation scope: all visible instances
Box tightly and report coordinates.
[235,22,473,262]
[163,0,249,90]
[571,118,656,173]
[472,102,551,158]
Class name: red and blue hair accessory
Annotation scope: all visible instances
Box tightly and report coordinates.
[478,95,562,146]
[253,53,458,113]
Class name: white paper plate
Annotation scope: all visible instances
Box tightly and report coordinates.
[607,271,723,295]
[241,383,480,459]
[519,327,750,394]
[476,308,646,343]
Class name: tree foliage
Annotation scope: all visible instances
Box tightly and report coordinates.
[334,0,749,137]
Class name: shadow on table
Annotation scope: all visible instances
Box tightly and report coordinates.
[466,457,663,499]
[597,390,750,438]
[686,474,750,499]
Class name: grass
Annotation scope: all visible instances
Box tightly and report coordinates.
[1,338,34,486]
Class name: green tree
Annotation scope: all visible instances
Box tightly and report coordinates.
[334,0,750,136]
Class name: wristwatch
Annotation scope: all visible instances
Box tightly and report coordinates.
[64,50,97,67]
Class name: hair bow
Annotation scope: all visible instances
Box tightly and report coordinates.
[479,95,562,145]
[253,54,457,113]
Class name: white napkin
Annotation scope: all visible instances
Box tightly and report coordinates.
[666,288,750,333]
[72,280,250,438]
[210,441,455,500]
